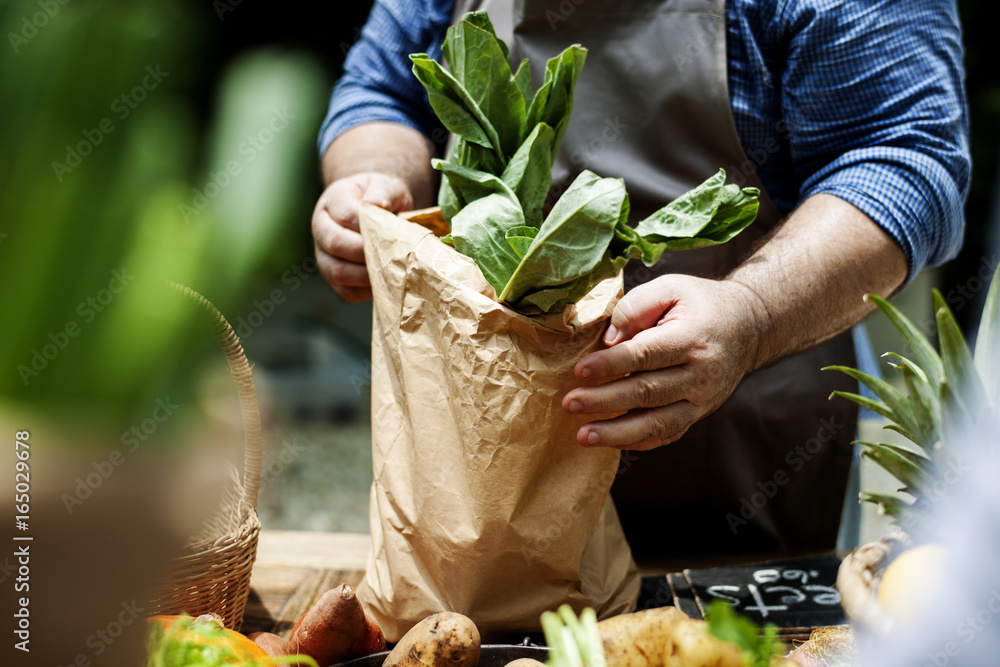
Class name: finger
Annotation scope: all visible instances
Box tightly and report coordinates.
[313,209,366,263]
[315,246,371,288]
[563,366,689,415]
[605,279,679,345]
[334,285,373,303]
[576,402,699,451]
[576,326,691,380]
[324,179,365,232]
[362,175,413,213]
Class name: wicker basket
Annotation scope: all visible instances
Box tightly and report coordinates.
[148,285,263,630]
[836,532,910,635]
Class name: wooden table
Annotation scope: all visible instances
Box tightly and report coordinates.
[243,530,370,637]
[243,530,842,641]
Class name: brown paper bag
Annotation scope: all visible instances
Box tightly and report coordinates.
[356,203,640,640]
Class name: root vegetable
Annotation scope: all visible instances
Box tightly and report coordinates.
[382,611,481,667]
[598,606,688,667]
[289,584,385,665]
[663,619,744,667]
[248,631,292,658]
[504,659,547,667]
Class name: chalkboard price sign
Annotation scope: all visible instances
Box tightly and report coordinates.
[638,554,845,640]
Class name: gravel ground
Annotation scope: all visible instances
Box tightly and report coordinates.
[255,413,374,534]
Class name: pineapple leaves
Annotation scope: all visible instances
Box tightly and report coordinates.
[975,265,1000,403]
[866,294,945,389]
[933,289,988,411]
[859,492,911,519]
[824,365,931,450]
[857,440,932,495]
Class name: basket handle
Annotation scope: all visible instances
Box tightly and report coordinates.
[170,282,262,510]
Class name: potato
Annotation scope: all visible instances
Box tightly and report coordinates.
[248,632,292,657]
[504,659,547,667]
[289,584,368,666]
[383,612,481,667]
[663,619,744,667]
[599,606,688,667]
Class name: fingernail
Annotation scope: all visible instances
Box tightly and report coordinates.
[580,366,592,379]
[568,399,583,413]
[605,324,618,344]
[587,430,600,446]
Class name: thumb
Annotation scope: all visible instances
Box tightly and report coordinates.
[361,175,413,213]
[605,279,677,345]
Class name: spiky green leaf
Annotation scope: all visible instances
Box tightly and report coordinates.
[867,293,944,389]
[974,265,1000,403]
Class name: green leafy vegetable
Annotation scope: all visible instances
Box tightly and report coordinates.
[411,11,759,312]
[144,615,319,667]
[704,600,781,667]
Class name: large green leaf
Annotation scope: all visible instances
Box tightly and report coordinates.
[446,191,526,295]
[441,17,525,156]
[433,158,512,208]
[609,220,666,266]
[974,265,1000,403]
[513,58,533,107]
[410,54,504,159]
[505,226,538,259]
[634,170,759,249]
[500,122,555,228]
[525,45,587,160]
[499,171,627,306]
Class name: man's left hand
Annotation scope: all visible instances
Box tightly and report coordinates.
[561,274,768,450]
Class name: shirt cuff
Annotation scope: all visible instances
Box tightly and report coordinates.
[800,146,966,284]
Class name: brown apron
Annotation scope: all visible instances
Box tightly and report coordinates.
[451,0,858,557]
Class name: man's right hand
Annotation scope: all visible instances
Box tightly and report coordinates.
[312,172,414,302]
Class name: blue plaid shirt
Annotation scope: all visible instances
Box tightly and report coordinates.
[320,0,970,279]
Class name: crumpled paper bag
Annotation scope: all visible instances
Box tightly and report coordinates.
[355,203,640,641]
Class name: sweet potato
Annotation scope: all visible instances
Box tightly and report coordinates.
[248,631,292,658]
[382,612,480,667]
[289,584,370,665]
[598,606,689,667]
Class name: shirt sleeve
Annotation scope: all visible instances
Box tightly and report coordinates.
[778,0,971,281]
[318,0,456,159]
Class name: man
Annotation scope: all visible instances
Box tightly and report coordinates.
[313,0,969,555]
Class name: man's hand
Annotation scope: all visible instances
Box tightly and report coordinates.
[312,172,413,302]
[561,194,909,451]
[561,274,768,451]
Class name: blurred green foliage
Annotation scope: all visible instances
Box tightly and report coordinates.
[0,0,325,433]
